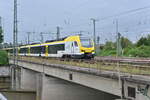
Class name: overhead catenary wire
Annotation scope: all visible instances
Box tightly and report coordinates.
[63,5,150,29]
[17,4,150,45]
[99,5,150,21]
[55,5,150,34]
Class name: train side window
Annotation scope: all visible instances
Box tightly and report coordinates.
[48,44,65,54]
[74,41,78,47]
[20,48,28,53]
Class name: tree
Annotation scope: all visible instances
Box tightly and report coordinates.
[104,41,115,50]
[0,26,3,44]
[136,35,150,47]
[120,37,132,49]
[147,34,150,46]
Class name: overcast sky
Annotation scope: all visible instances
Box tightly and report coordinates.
[1,0,150,44]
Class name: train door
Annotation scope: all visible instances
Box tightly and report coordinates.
[71,41,79,54]
[65,41,79,55]
[65,42,72,54]
[28,47,30,56]
[73,41,79,53]
[45,46,48,57]
[71,42,74,54]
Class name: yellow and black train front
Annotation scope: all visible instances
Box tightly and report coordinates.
[79,37,95,58]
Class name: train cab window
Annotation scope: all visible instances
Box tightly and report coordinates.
[80,38,93,48]
[74,41,78,47]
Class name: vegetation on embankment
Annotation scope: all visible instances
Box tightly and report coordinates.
[0,24,7,65]
[0,50,9,65]
[97,34,150,57]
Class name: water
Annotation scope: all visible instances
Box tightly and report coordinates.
[1,92,36,100]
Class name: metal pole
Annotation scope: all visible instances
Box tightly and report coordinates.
[0,16,2,27]
[116,19,120,56]
[92,19,96,46]
[115,19,123,99]
[79,31,84,36]
[56,26,60,40]
[0,16,3,49]
[40,32,44,43]
[27,32,31,44]
[13,0,16,65]
[15,0,19,89]
[15,0,18,65]
[116,19,122,56]
[13,0,18,64]
[91,18,98,53]
[12,0,18,89]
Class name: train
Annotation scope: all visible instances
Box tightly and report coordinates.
[4,35,95,59]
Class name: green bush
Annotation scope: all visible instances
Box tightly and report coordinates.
[98,34,150,58]
[98,45,150,57]
[98,49,116,56]
[125,46,150,57]
[0,50,9,65]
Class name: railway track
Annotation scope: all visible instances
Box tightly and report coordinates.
[13,55,150,66]
[94,56,150,65]
[10,56,150,76]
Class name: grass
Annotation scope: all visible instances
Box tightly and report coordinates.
[97,46,150,57]
[17,56,150,76]
[0,50,9,65]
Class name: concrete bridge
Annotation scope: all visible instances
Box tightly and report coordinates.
[0,66,11,90]
[8,59,150,100]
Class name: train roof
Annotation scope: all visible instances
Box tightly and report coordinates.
[45,37,67,43]
[4,35,83,49]
[18,35,79,48]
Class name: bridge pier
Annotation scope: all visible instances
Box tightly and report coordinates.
[20,67,37,91]
[0,66,11,90]
[10,66,44,100]
[10,65,20,90]
[36,73,44,100]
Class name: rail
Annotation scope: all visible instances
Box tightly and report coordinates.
[9,56,150,76]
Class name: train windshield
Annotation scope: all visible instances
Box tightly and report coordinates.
[80,38,93,48]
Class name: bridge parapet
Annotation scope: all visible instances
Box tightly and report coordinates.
[0,66,10,76]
